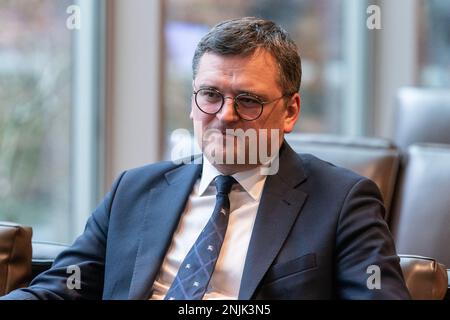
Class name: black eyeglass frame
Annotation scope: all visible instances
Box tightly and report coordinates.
[192,87,294,121]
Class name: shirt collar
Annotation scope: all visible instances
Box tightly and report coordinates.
[198,156,268,201]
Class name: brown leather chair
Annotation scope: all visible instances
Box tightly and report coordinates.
[286,133,400,219]
[395,87,450,150]
[399,255,448,300]
[0,222,32,296]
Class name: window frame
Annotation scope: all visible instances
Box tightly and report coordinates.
[71,0,106,239]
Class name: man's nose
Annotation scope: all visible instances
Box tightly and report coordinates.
[217,97,239,122]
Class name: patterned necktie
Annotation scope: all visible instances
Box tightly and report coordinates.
[164,175,236,300]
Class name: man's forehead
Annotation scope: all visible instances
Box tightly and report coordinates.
[197,49,276,69]
[194,50,281,90]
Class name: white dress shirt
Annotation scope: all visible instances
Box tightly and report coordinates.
[150,157,268,300]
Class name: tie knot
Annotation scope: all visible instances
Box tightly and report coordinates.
[214,175,236,195]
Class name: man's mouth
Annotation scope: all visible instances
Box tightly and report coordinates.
[221,131,236,136]
[206,128,237,136]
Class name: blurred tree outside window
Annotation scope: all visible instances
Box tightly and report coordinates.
[418,0,450,87]
[0,0,90,243]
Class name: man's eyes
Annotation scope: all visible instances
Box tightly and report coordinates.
[237,95,262,106]
[239,96,259,102]
[198,89,263,104]
[199,90,221,98]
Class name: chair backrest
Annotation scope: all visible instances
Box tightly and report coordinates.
[286,134,400,219]
[395,87,450,150]
[390,144,450,267]
[0,222,32,296]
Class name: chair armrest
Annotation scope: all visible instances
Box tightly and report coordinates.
[0,222,32,295]
[399,254,448,300]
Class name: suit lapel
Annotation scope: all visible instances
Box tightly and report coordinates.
[238,143,308,299]
[128,163,201,299]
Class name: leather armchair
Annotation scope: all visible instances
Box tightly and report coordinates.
[0,222,32,296]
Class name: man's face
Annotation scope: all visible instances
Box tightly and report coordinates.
[190,49,300,175]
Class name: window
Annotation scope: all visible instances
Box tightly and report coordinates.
[0,0,103,243]
[418,0,450,87]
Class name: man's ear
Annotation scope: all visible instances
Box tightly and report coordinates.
[283,93,301,133]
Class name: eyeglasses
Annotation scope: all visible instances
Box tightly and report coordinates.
[193,87,292,121]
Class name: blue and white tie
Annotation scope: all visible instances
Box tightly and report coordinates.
[164,175,236,300]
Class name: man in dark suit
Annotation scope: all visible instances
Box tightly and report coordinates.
[2,17,410,300]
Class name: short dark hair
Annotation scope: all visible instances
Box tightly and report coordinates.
[192,17,301,95]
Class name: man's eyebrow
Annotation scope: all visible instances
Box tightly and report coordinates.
[237,89,269,100]
[197,84,219,90]
[196,83,269,99]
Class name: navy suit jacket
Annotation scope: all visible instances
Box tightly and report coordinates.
[2,142,410,299]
